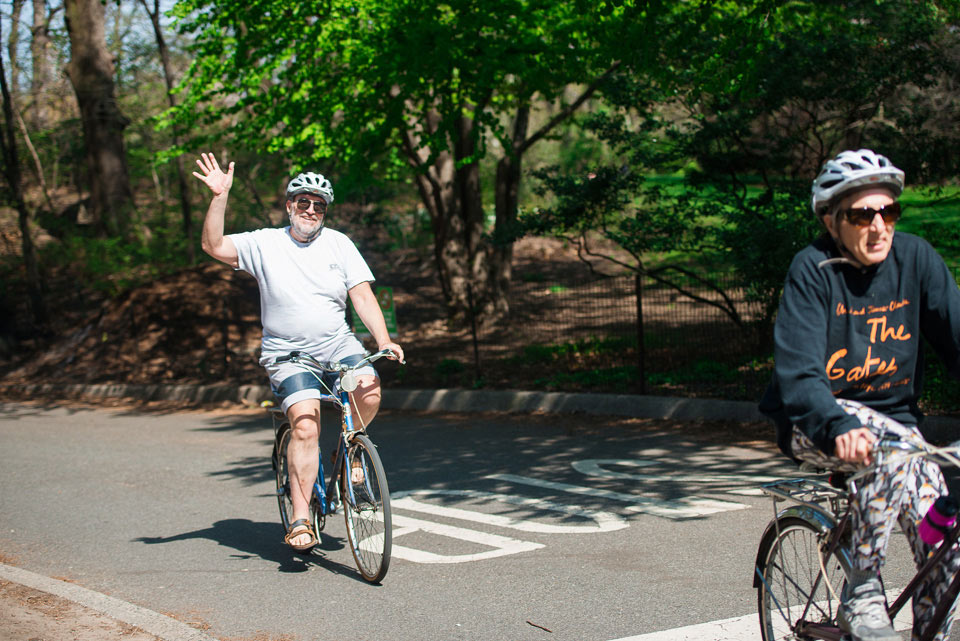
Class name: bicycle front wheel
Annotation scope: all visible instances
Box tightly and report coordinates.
[341,433,392,583]
[756,517,846,641]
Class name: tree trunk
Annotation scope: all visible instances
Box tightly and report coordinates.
[63,0,135,237]
[454,113,498,322]
[8,0,25,96]
[0,17,48,326]
[399,67,617,325]
[490,106,530,314]
[30,0,51,129]
[412,64,621,325]
[139,0,194,261]
[404,111,510,326]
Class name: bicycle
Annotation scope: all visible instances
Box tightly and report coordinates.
[266,348,400,583]
[754,434,960,641]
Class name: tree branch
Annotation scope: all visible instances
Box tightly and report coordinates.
[15,106,54,213]
[517,60,622,156]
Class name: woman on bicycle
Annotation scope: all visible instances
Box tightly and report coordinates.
[193,152,404,553]
[760,149,960,641]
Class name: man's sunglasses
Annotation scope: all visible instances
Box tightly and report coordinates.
[839,202,901,227]
[295,198,327,213]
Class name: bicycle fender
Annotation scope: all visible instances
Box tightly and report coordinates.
[772,504,838,533]
[272,423,290,472]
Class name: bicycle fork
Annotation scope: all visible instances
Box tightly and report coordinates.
[333,389,374,509]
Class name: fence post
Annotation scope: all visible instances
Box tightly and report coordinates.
[467,283,482,380]
[635,272,646,394]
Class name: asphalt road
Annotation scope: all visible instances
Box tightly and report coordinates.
[0,402,952,640]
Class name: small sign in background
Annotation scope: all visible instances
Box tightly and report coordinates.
[350,285,398,338]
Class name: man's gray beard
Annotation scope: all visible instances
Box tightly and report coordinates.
[288,213,323,242]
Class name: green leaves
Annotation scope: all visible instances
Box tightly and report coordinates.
[168,0,636,173]
[526,0,959,343]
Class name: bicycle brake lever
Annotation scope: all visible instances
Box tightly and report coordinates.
[274,350,302,364]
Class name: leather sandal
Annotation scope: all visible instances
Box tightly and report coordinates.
[283,518,318,552]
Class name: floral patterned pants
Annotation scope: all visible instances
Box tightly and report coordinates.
[790,399,960,641]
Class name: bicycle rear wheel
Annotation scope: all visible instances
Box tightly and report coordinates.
[756,517,846,641]
[274,427,322,542]
[341,433,392,582]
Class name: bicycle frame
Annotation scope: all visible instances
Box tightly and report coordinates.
[270,349,395,519]
[891,520,960,641]
[268,348,397,582]
[310,385,359,518]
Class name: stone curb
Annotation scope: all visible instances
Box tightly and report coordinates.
[383,387,766,421]
[2,381,958,442]
[382,388,960,443]
[0,562,217,641]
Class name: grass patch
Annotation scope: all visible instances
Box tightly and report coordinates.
[894,187,960,271]
[533,366,639,393]
[646,359,741,386]
[507,335,637,365]
[920,348,960,415]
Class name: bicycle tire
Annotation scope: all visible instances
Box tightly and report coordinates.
[756,517,846,641]
[341,433,392,583]
[275,427,322,543]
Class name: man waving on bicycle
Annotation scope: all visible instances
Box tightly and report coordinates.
[760,149,960,641]
[194,152,404,553]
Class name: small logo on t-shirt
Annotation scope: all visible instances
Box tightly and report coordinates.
[330,263,345,277]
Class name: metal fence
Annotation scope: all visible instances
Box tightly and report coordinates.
[461,271,768,379]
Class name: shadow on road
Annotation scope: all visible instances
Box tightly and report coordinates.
[133,518,371,582]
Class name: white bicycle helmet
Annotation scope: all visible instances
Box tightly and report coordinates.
[286,171,334,204]
[810,149,904,215]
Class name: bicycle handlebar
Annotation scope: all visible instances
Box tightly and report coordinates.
[272,348,405,372]
[844,434,960,487]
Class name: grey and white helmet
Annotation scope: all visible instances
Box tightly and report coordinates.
[811,149,904,215]
[286,171,334,204]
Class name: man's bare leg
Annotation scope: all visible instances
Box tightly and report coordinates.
[285,398,321,548]
[350,375,381,428]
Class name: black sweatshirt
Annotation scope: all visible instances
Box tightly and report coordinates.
[759,231,960,457]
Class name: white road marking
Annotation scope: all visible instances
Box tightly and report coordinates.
[388,458,759,565]
[389,513,544,563]
[487,473,748,519]
[606,613,760,640]
[605,599,912,641]
[392,489,627,533]
[0,562,219,641]
[574,459,787,486]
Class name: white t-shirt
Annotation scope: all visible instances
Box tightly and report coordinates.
[229,226,374,362]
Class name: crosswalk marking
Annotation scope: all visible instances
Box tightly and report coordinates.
[390,513,544,563]
[609,591,913,641]
[392,488,626,533]
[486,473,748,519]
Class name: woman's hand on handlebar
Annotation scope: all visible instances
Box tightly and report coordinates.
[835,427,876,465]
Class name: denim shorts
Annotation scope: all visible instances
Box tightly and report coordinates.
[268,353,378,413]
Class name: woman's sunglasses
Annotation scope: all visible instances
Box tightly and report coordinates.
[295,198,327,213]
[839,202,901,227]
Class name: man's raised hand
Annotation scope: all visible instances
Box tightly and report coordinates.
[192,152,235,196]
